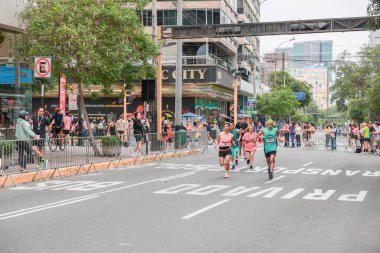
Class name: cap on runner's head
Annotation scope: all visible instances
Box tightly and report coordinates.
[266,119,274,125]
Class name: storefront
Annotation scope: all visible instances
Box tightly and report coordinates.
[0,66,33,127]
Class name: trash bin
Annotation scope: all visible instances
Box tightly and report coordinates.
[176,129,187,149]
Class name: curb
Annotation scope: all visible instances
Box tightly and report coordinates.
[0,149,202,188]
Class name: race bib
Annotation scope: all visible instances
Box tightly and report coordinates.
[267,136,275,143]
[221,141,229,147]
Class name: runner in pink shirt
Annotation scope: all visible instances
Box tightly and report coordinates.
[63,113,72,137]
[242,125,260,169]
[216,123,234,178]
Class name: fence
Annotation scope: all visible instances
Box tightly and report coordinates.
[0,130,209,186]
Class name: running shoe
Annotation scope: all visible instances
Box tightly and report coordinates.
[231,165,235,170]
[20,167,26,173]
[235,160,239,165]
[246,159,250,165]
[250,165,253,170]
[224,172,229,178]
[269,172,273,180]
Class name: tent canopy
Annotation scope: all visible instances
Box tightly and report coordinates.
[181,112,199,117]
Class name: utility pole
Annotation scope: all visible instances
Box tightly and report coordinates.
[175,0,183,132]
[14,34,20,88]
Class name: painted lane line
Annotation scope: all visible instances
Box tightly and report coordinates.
[158,172,196,181]
[0,195,101,218]
[0,195,99,220]
[302,162,313,167]
[0,172,197,220]
[265,176,285,184]
[182,199,231,220]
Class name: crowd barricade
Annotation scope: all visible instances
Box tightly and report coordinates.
[0,130,209,187]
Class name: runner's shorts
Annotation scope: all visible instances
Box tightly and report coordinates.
[231,146,239,157]
[219,148,231,157]
[264,151,277,158]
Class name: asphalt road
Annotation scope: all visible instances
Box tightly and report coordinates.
[0,147,379,253]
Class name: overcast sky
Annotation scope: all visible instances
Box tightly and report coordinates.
[260,0,371,58]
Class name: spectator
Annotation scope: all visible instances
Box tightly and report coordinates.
[90,120,97,137]
[97,117,106,136]
[108,118,116,136]
[330,123,337,151]
[132,112,144,156]
[63,112,72,139]
[295,123,302,147]
[16,110,44,172]
[116,115,125,137]
[324,122,331,148]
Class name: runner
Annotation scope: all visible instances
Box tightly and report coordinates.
[258,119,282,180]
[235,117,248,158]
[215,123,234,178]
[229,123,240,170]
[242,125,259,169]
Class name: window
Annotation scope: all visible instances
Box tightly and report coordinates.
[183,9,220,26]
[157,10,177,26]
[136,11,152,26]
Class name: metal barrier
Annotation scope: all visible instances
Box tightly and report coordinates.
[0,130,209,187]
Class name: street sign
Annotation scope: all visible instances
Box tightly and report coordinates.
[247,98,256,107]
[68,94,78,111]
[34,57,52,78]
[294,92,305,101]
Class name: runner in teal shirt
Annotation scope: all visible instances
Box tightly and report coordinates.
[258,119,282,180]
[229,123,240,170]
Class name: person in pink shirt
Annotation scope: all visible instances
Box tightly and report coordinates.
[63,112,72,138]
[216,123,234,178]
[243,125,260,169]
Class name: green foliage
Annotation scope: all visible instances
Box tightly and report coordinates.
[367,0,380,29]
[268,71,312,107]
[20,0,159,91]
[347,99,366,124]
[101,136,122,146]
[0,141,15,155]
[257,87,300,119]
[331,45,380,121]
[0,31,5,45]
[32,78,55,95]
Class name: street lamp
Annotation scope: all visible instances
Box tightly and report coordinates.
[274,37,295,86]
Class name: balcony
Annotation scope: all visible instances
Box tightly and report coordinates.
[162,54,231,70]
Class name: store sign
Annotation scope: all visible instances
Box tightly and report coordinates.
[247,98,256,107]
[59,75,67,113]
[162,66,216,84]
[68,94,78,111]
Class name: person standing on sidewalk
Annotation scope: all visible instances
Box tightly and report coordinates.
[330,123,337,151]
[132,112,144,156]
[324,122,331,149]
[116,115,125,138]
[289,122,295,148]
[258,119,282,180]
[32,108,50,157]
[16,110,44,172]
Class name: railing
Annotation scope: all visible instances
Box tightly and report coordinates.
[162,54,230,69]
[0,131,209,184]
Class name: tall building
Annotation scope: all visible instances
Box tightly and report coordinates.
[369,30,380,46]
[135,0,261,123]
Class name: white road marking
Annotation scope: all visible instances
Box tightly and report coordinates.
[182,199,231,220]
[265,176,285,184]
[0,172,197,220]
[0,195,99,220]
[302,162,313,167]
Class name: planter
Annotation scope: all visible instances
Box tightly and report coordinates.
[1,155,12,169]
[102,145,122,157]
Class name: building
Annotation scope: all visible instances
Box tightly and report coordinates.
[0,0,32,127]
[289,65,329,110]
[369,30,380,46]
[134,0,261,123]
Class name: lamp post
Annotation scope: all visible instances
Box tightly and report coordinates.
[274,37,295,86]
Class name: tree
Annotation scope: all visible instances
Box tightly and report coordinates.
[268,71,312,107]
[257,87,300,120]
[347,99,366,124]
[0,31,5,45]
[331,45,380,121]
[20,0,159,154]
[368,0,380,29]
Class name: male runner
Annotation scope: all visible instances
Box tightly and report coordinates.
[258,119,282,180]
[216,123,234,178]
[229,123,240,170]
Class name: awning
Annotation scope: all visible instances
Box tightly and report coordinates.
[0,66,33,84]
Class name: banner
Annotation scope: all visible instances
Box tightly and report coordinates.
[68,94,78,111]
[59,75,67,113]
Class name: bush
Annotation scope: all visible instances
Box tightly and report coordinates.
[0,141,14,155]
[101,136,122,147]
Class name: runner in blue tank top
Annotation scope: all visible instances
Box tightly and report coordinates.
[258,119,283,180]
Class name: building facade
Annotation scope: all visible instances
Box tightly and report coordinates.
[136,0,261,123]
[369,30,380,46]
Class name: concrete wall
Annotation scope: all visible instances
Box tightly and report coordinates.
[0,0,27,29]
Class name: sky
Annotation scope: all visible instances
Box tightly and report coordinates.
[260,0,371,58]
